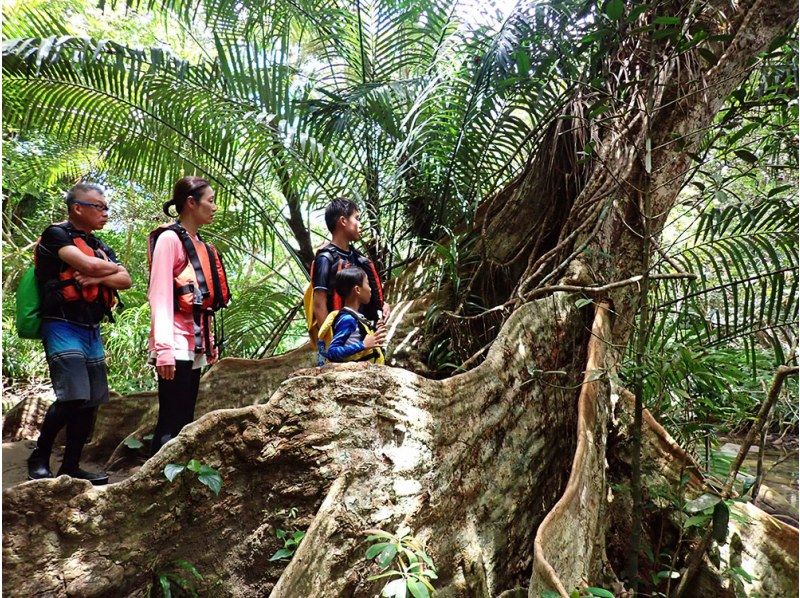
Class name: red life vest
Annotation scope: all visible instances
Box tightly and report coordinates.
[148,223,231,357]
[304,244,384,339]
[58,236,117,310]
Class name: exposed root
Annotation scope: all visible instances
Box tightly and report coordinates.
[531,302,614,597]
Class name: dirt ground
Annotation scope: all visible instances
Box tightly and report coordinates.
[3,440,130,490]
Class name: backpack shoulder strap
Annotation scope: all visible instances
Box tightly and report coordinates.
[315,244,339,263]
[43,222,78,246]
[148,224,177,265]
[318,309,341,346]
[93,236,113,257]
[354,251,384,304]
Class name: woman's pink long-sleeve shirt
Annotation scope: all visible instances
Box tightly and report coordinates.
[147,229,213,367]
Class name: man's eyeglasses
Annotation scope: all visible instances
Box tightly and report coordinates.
[74,201,110,213]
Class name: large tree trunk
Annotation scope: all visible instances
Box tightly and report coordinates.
[3,0,796,596]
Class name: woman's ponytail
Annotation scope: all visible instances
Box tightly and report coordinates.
[162,199,176,217]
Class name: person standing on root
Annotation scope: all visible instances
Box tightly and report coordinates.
[317,267,387,364]
[27,183,132,485]
[308,198,390,365]
[147,176,230,457]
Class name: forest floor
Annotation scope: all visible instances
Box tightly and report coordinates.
[2,380,140,490]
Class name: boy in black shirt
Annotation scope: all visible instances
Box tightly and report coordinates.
[310,199,390,347]
[27,183,132,485]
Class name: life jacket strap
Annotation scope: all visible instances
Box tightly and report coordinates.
[192,307,205,356]
[172,225,211,300]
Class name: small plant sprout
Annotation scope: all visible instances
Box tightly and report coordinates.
[364,527,437,598]
[152,559,204,597]
[269,528,306,561]
[164,459,223,496]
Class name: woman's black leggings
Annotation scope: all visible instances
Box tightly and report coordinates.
[150,360,201,457]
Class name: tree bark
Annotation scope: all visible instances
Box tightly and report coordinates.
[3,0,797,596]
[3,298,797,597]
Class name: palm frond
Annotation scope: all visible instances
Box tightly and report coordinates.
[3,34,352,271]
[652,197,798,365]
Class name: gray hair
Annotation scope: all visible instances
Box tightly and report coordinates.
[65,183,105,207]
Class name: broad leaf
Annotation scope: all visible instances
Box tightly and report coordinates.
[164,463,186,482]
[269,548,295,561]
[123,436,144,449]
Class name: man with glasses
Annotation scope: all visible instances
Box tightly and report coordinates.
[27,183,132,485]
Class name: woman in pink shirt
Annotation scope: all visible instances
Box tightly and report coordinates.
[148,176,220,456]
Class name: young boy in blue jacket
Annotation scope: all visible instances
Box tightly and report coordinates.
[319,267,386,364]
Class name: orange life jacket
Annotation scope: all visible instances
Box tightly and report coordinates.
[58,236,117,310]
[148,222,231,357]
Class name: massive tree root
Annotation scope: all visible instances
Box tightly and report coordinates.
[3,297,797,597]
[3,294,584,596]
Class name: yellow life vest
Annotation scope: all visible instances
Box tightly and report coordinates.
[317,309,385,364]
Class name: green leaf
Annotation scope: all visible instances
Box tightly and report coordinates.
[123,436,144,449]
[269,548,295,561]
[684,514,711,529]
[581,30,608,45]
[419,552,435,570]
[276,528,287,540]
[587,102,610,118]
[186,459,202,473]
[586,588,615,598]
[654,16,680,25]
[164,463,185,482]
[698,48,719,66]
[767,34,790,53]
[575,298,593,308]
[197,464,219,476]
[627,4,649,21]
[365,530,395,542]
[604,0,624,20]
[174,559,203,581]
[158,574,172,598]
[515,50,530,75]
[730,511,750,524]
[197,469,223,496]
[368,570,404,582]
[407,578,430,598]
[377,543,399,570]
[730,566,756,583]
[685,493,722,513]
[768,184,794,197]
[733,149,758,164]
[712,500,730,543]
[366,542,391,559]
